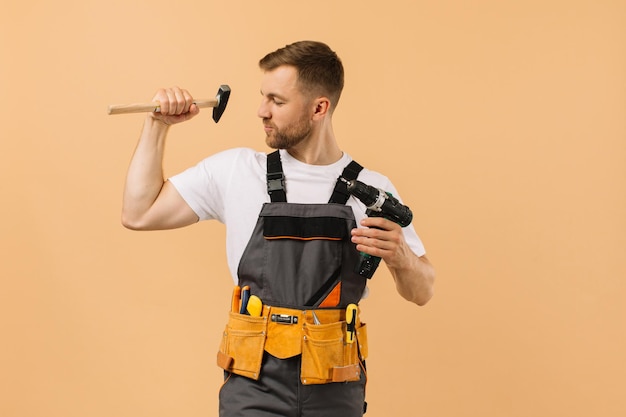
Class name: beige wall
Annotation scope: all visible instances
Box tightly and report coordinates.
[2,1,625,416]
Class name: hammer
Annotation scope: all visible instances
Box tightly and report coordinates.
[107,85,231,123]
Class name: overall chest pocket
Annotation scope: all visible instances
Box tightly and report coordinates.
[262,215,348,307]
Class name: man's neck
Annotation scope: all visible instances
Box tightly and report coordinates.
[285,123,342,165]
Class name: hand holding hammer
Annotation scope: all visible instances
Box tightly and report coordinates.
[108,85,231,123]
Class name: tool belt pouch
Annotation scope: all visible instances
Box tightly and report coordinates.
[301,321,368,385]
[217,312,267,380]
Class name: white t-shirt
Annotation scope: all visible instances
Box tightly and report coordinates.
[169,148,425,284]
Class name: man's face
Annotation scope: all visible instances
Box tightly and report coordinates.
[258,66,314,150]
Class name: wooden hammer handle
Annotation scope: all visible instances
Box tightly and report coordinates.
[107,98,218,115]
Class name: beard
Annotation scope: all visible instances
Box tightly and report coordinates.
[264,115,312,150]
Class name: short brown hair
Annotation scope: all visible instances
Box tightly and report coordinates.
[259,41,344,110]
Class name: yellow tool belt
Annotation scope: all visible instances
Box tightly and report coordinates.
[217,305,368,385]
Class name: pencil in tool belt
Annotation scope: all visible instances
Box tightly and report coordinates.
[231,286,241,313]
[346,304,357,344]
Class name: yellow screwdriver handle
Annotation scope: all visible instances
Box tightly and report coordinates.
[346,304,357,344]
[247,295,263,317]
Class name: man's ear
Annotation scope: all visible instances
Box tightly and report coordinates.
[312,97,331,119]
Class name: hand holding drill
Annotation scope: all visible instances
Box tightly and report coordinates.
[342,178,413,278]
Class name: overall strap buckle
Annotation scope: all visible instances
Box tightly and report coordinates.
[266,150,287,202]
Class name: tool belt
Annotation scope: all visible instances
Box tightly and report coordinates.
[217,305,368,385]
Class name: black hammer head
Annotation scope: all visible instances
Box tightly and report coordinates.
[212,85,231,123]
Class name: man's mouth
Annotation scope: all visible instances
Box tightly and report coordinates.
[263,120,274,133]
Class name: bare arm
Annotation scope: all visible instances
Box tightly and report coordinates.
[121,87,201,230]
[351,217,435,305]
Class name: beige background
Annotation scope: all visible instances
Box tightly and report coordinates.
[1,1,625,416]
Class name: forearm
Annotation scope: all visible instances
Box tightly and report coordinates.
[387,254,435,306]
[121,117,170,228]
[351,217,435,305]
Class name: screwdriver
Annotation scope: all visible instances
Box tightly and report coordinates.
[311,311,321,325]
[346,304,357,344]
[240,286,251,315]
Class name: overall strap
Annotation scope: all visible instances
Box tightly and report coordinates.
[266,150,287,202]
[328,160,363,204]
[267,150,364,204]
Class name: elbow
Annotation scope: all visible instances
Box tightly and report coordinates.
[121,211,148,231]
[121,217,140,231]
[414,286,434,306]
[397,278,435,306]
[392,255,436,306]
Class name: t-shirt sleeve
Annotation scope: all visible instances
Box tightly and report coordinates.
[385,182,426,257]
[356,171,427,257]
[168,148,247,222]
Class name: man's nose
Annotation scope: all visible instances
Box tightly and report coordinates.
[257,100,270,119]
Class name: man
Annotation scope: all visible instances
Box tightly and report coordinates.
[122,41,434,417]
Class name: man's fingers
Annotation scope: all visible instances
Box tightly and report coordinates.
[155,87,195,115]
[351,219,404,257]
[166,88,182,114]
[153,88,169,114]
[172,87,187,114]
[352,234,394,251]
[359,216,399,230]
[182,89,194,114]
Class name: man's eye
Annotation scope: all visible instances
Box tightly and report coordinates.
[273,99,285,105]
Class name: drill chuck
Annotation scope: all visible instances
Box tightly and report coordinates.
[345,179,413,227]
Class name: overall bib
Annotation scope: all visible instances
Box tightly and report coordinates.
[218,151,369,417]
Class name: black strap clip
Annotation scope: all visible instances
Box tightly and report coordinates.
[267,172,285,193]
[266,150,287,202]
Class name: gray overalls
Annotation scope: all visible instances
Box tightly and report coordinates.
[218,151,369,416]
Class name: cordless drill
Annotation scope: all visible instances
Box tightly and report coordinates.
[342,178,413,279]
